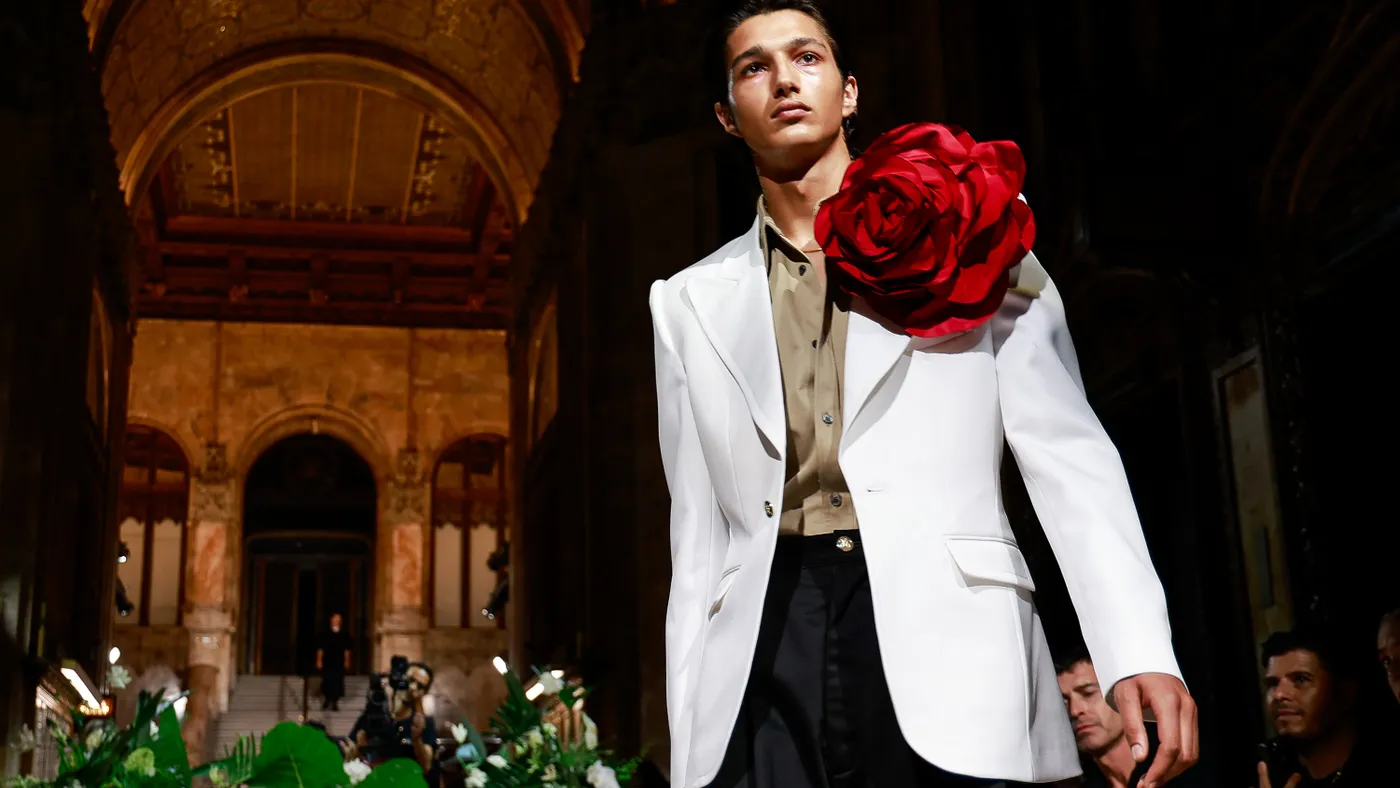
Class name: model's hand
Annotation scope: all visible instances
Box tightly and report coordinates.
[1114,672,1197,787]
[1256,761,1301,788]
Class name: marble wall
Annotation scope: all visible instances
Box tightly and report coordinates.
[121,319,510,756]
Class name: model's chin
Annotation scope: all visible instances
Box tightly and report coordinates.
[755,122,840,154]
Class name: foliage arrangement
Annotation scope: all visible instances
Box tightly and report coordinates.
[449,670,640,788]
[2,691,424,788]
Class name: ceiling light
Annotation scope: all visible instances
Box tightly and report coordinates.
[60,660,100,708]
[525,683,544,701]
[550,669,564,679]
[109,647,121,665]
[492,656,508,675]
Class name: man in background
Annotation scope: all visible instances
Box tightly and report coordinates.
[1056,651,1148,788]
[316,612,352,711]
[1255,630,1382,787]
[1377,608,1400,706]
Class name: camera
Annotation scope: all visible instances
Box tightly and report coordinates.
[356,656,413,760]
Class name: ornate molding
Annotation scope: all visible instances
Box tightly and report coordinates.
[191,479,236,524]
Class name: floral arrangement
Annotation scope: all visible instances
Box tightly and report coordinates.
[449,669,640,788]
[2,691,423,788]
[4,668,637,788]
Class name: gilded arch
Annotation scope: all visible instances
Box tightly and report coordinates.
[99,0,564,221]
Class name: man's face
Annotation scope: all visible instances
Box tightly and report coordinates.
[330,613,342,630]
[1265,649,1346,741]
[1058,660,1124,756]
[716,10,856,162]
[1378,619,1400,704]
[405,666,431,702]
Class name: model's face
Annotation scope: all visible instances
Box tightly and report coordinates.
[716,10,856,162]
[1378,620,1400,704]
[1266,649,1344,740]
[330,613,342,630]
[1058,661,1124,756]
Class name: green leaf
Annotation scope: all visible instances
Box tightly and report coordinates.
[355,759,427,788]
[193,733,258,784]
[245,723,346,788]
[151,705,191,780]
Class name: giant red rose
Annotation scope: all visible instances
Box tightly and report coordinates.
[815,123,1036,338]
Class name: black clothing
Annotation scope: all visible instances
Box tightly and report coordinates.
[319,629,352,708]
[707,532,996,788]
[1260,730,1388,787]
[349,709,439,786]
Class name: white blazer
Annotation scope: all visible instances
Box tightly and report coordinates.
[649,215,1183,787]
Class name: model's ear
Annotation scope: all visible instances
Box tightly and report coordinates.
[842,75,859,122]
[715,101,743,139]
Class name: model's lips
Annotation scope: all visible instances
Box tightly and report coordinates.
[1073,723,1097,735]
[1273,708,1301,719]
[772,100,811,120]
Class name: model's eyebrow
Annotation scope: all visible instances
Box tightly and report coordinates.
[729,36,830,71]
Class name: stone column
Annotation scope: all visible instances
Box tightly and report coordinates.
[377,450,429,667]
[182,446,236,763]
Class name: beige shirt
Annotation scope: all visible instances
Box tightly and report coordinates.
[761,201,857,537]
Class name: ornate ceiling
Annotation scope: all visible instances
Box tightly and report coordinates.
[95,0,570,221]
[85,0,583,329]
[135,87,514,329]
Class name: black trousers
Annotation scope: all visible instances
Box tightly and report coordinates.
[707,532,1000,788]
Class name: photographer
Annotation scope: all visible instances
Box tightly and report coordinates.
[344,657,440,786]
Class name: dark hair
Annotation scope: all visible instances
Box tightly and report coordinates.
[1261,629,1357,682]
[1054,644,1093,675]
[710,0,856,141]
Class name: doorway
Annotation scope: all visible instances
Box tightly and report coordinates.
[242,434,376,676]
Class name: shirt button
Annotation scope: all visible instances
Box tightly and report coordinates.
[822,413,834,425]
[764,501,774,517]
[830,493,843,508]
[811,340,817,348]
[798,265,807,275]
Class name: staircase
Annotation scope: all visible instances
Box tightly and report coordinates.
[209,676,372,760]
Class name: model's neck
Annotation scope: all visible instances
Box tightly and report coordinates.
[756,136,851,250]
[1092,734,1137,788]
[1297,724,1358,779]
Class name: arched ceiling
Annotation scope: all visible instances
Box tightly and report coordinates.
[86,0,585,329]
[96,0,569,221]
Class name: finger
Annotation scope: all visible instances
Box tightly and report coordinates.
[1284,775,1302,788]
[1140,691,1182,788]
[1179,695,1199,769]
[1116,681,1149,763]
[1257,760,1271,788]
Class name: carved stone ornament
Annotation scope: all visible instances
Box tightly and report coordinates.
[396,447,422,484]
[191,480,235,524]
[383,481,428,526]
[199,442,231,483]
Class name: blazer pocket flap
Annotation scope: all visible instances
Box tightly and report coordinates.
[945,538,1036,593]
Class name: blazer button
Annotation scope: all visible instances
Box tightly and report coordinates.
[830,493,843,507]
[822,413,834,425]
[764,501,774,517]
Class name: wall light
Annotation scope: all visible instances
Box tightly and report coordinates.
[60,660,100,708]
[492,656,508,675]
[550,669,565,679]
[525,683,545,701]
[109,647,121,665]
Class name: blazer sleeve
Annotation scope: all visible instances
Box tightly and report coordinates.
[992,253,1183,698]
[650,280,718,770]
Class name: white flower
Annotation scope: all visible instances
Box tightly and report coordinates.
[108,665,132,690]
[586,762,620,788]
[343,759,373,785]
[541,764,558,783]
[11,723,37,753]
[523,728,544,750]
[465,767,489,788]
[451,723,469,744]
[85,728,105,752]
[582,714,598,751]
[536,672,564,696]
[487,754,508,769]
[541,722,558,737]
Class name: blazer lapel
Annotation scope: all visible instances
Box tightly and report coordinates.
[683,221,785,456]
[842,302,914,451]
